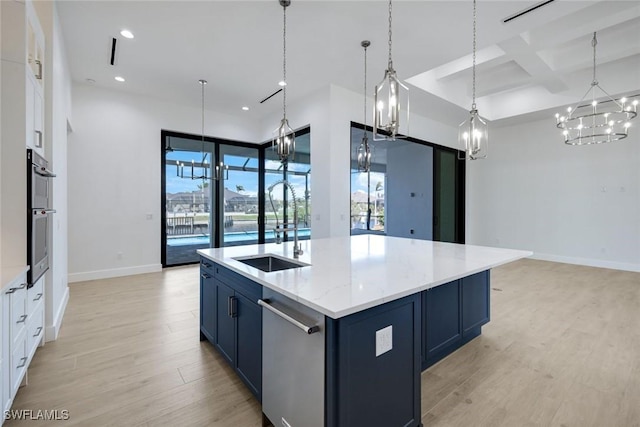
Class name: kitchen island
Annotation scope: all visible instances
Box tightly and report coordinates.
[198,235,530,427]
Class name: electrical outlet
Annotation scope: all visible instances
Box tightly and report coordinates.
[375,325,393,357]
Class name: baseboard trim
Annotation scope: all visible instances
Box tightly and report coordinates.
[530,252,640,273]
[45,285,69,342]
[68,264,163,283]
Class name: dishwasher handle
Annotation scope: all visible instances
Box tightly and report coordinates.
[258,299,320,335]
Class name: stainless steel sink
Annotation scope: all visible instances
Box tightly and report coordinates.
[234,255,308,272]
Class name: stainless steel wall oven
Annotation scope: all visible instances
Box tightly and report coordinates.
[27,149,56,285]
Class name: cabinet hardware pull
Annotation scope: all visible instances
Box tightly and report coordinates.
[258,299,320,335]
[35,59,43,79]
[33,293,43,301]
[203,262,211,268]
[17,283,27,290]
[5,287,17,294]
[231,296,237,318]
[17,315,28,324]
[33,326,43,337]
[16,357,28,369]
[228,296,232,317]
[201,273,211,280]
[35,130,43,148]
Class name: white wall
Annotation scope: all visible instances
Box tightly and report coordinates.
[467,116,640,272]
[259,84,458,239]
[68,84,261,282]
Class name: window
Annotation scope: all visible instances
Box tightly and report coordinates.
[350,126,386,234]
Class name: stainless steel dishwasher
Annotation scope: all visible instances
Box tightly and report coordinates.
[259,288,325,427]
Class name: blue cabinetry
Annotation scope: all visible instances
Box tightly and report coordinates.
[199,258,262,401]
[326,294,422,427]
[422,270,490,369]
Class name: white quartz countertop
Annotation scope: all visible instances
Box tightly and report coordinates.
[198,235,531,319]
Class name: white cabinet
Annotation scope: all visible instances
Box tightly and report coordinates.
[1,268,42,424]
[25,4,45,154]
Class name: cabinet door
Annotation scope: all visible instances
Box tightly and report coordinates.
[235,292,262,401]
[461,271,490,338]
[214,280,235,364]
[423,280,461,367]
[200,271,216,342]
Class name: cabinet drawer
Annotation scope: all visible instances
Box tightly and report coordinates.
[11,337,27,395]
[27,279,44,314]
[214,263,262,303]
[27,306,44,357]
[200,258,216,277]
[10,287,28,344]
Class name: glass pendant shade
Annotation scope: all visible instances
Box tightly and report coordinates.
[373,67,409,141]
[458,109,488,160]
[356,135,372,172]
[274,118,295,162]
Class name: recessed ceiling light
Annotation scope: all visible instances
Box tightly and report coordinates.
[242,106,249,111]
[115,76,125,82]
[278,81,287,87]
[120,29,134,39]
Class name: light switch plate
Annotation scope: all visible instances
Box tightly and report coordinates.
[375,325,393,357]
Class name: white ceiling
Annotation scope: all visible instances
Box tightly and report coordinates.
[57,1,640,128]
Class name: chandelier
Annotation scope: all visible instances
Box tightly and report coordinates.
[176,79,227,181]
[273,0,295,162]
[357,40,372,173]
[555,32,637,145]
[373,0,409,141]
[458,0,488,160]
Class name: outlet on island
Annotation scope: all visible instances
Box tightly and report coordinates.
[375,325,393,357]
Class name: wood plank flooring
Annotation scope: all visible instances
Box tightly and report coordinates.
[5,259,640,426]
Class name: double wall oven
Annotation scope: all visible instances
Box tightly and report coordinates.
[27,149,56,285]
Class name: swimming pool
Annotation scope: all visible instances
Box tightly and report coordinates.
[167,229,311,246]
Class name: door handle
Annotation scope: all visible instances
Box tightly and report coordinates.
[33,326,43,337]
[258,299,320,334]
[33,293,43,301]
[17,314,28,324]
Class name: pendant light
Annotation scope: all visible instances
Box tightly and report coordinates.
[373,0,409,141]
[357,40,372,173]
[458,0,488,160]
[555,32,637,145]
[177,79,227,181]
[273,0,295,162]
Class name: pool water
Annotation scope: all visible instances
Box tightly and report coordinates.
[167,229,311,246]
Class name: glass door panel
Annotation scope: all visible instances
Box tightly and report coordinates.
[220,145,260,247]
[164,136,215,266]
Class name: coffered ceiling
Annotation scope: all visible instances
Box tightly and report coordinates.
[57,1,640,127]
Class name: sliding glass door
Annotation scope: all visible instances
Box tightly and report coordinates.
[163,135,215,266]
[161,127,311,267]
[219,144,260,247]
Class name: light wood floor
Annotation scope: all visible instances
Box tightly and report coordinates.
[6,259,640,426]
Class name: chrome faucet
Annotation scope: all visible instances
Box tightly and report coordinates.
[268,180,303,258]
